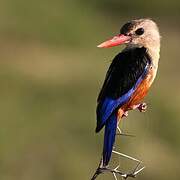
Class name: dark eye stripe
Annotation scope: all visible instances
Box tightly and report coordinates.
[120,22,134,35]
[135,28,144,35]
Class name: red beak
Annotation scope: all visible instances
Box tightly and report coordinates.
[97,34,131,48]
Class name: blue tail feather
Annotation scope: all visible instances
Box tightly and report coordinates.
[103,112,117,166]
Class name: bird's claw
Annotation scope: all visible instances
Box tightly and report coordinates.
[138,103,147,112]
[122,111,129,117]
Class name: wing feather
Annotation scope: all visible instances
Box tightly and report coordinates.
[96,47,151,132]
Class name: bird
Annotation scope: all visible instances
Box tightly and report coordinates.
[96,18,160,167]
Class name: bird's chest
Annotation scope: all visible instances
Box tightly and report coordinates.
[123,66,157,110]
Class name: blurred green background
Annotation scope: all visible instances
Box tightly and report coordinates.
[0,0,180,180]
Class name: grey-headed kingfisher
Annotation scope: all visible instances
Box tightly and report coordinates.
[96,18,160,166]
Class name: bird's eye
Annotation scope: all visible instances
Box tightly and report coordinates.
[135,28,144,35]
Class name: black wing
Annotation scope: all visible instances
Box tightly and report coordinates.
[97,47,151,101]
[96,47,151,132]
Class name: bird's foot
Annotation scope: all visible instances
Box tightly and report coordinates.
[132,103,147,112]
[138,103,147,112]
[122,111,129,117]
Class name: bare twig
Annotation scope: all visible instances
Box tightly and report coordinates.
[112,150,141,163]
[91,161,145,180]
[91,127,145,180]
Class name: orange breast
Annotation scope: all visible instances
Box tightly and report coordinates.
[118,67,156,118]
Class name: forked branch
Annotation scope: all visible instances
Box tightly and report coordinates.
[91,128,145,180]
[91,157,145,180]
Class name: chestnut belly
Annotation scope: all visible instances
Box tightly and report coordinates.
[118,68,155,119]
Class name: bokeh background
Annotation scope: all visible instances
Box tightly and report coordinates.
[0,0,180,180]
